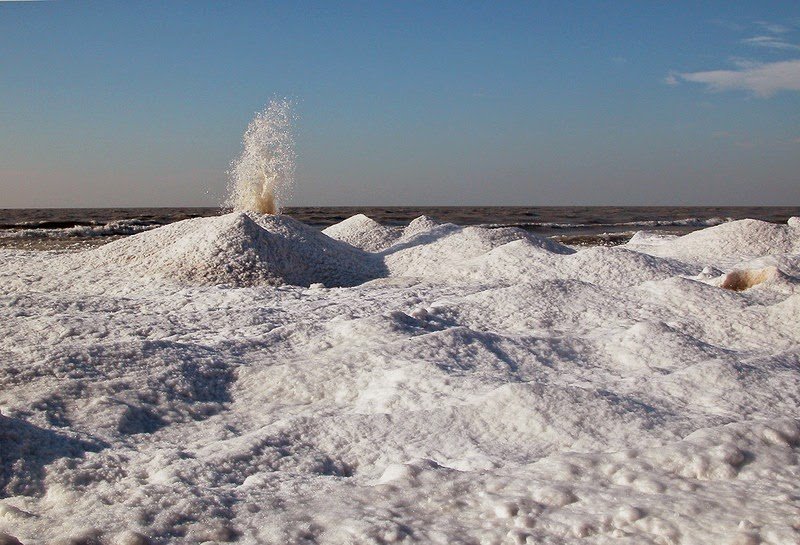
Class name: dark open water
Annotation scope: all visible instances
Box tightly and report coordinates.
[1,206,798,250]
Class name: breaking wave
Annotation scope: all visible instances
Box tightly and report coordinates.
[1,219,160,239]
[481,216,733,230]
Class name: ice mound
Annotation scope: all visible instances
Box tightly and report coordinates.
[77,212,383,287]
[468,382,669,455]
[628,218,800,268]
[396,214,445,241]
[445,241,693,287]
[624,230,679,249]
[318,213,575,282]
[322,214,401,252]
[434,239,567,285]
[735,253,800,280]
[559,247,698,286]
[383,218,572,277]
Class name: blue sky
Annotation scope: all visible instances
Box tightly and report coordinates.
[1,1,799,207]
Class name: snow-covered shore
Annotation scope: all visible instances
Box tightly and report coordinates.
[1,213,799,545]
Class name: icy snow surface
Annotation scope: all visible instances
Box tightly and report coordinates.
[1,214,799,545]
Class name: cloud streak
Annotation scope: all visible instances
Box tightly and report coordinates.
[754,21,791,34]
[674,59,800,97]
[742,36,800,51]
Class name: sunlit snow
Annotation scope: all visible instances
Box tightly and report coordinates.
[1,215,799,545]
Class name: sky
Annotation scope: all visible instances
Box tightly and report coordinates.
[1,1,799,207]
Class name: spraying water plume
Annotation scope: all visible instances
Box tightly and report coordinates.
[225,99,296,215]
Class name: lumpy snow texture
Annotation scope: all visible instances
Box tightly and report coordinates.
[72,212,384,288]
[322,214,402,252]
[1,215,799,544]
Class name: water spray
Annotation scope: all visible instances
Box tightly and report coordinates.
[225,99,295,215]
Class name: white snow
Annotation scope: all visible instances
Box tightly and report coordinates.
[322,214,401,252]
[1,213,799,545]
[70,212,384,288]
[626,218,800,269]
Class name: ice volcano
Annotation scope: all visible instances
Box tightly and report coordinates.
[81,212,384,287]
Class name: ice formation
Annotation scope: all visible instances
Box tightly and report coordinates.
[73,212,382,288]
[322,214,402,252]
[626,218,800,268]
[1,215,799,544]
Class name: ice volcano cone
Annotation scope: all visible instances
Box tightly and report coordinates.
[225,99,295,215]
[82,212,384,287]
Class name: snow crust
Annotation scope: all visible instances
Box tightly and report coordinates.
[1,213,799,544]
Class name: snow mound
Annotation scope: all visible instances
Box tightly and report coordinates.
[629,219,800,268]
[77,212,383,287]
[322,214,401,252]
[384,220,572,278]
[449,242,693,287]
[397,215,444,242]
[626,230,680,248]
[604,320,729,373]
[559,246,697,286]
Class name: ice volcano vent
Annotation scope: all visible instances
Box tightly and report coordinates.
[81,212,384,287]
[720,266,783,291]
[224,99,296,215]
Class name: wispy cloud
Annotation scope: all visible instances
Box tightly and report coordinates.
[754,21,791,34]
[738,20,800,51]
[663,71,680,86]
[673,59,800,97]
[742,35,800,51]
